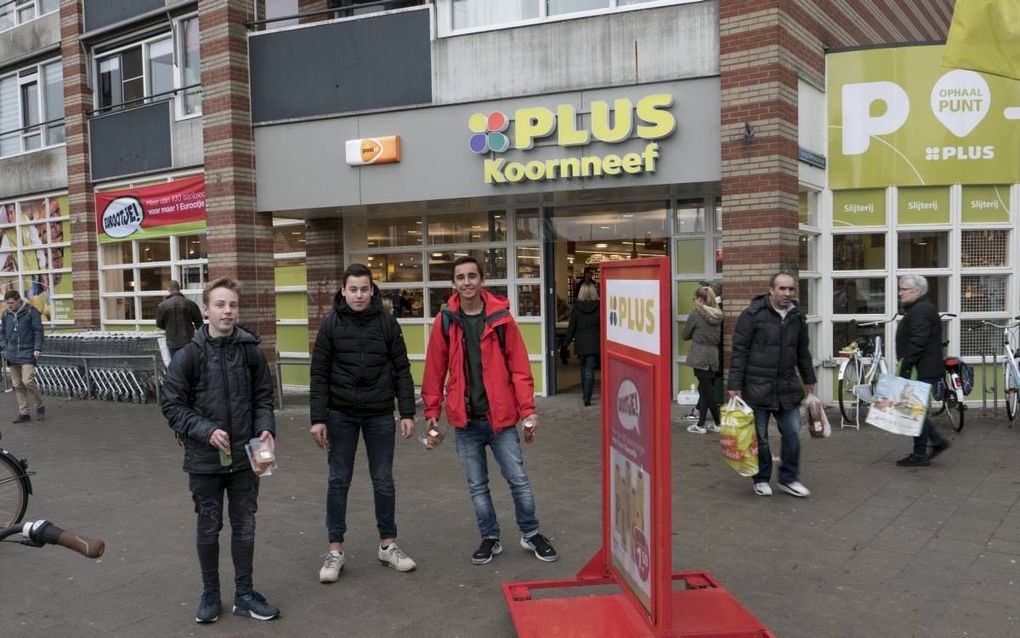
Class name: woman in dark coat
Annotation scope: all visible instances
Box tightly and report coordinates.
[563,281,601,406]
[683,286,723,433]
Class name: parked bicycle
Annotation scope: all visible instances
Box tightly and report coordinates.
[980,317,1020,422]
[0,428,32,528]
[837,316,897,429]
[0,518,105,559]
[931,351,967,432]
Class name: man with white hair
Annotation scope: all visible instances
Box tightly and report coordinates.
[894,274,950,467]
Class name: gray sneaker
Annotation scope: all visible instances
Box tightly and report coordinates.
[378,543,416,572]
[319,550,345,583]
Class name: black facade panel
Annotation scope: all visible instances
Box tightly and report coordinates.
[249,9,432,123]
[90,102,173,181]
[84,0,166,32]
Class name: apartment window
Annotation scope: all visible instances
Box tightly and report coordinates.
[446,0,677,33]
[0,0,57,32]
[178,16,202,116]
[0,60,63,158]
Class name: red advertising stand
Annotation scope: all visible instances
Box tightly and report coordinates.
[502,257,774,637]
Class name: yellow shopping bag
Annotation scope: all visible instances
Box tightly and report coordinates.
[719,396,759,477]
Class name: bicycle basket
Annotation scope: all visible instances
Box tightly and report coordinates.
[854,336,875,353]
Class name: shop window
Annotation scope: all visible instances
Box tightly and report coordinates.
[959,319,1004,358]
[961,230,1008,268]
[180,264,208,292]
[355,215,423,249]
[516,246,541,278]
[138,266,172,291]
[139,295,166,320]
[104,296,135,321]
[516,209,541,241]
[897,232,948,268]
[273,225,306,254]
[833,233,885,270]
[518,284,541,317]
[0,60,63,157]
[798,278,815,315]
[674,200,705,234]
[832,321,887,358]
[380,288,424,319]
[429,248,507,282]
[961,275,1008,313]
[178,234,207,260]
[427,211,507,244]
[103,242,134,266]
[0,196,72,322]
[138,238,171,263]
[832,278,885,315]
[366,252,423,283]
[798,234,817,271]
[907,276,949,313]
[428,284,507,317]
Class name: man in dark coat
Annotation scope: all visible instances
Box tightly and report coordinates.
[0,290,44,423]
[160,278,279,624]
[308,263,417,583]
[156,280,204,359]
[728,272,816,498]
[894,274,950,467]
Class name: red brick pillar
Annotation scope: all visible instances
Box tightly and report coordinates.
[199,0,276,358]
[61,0,100,329]
[305,218,344,350]
[718,0,800,360]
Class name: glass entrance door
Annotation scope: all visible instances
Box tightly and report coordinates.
[545,202,669,396]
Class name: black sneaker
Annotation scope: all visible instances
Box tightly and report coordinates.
[520,533,559,562]
[472,538,503,565]
[12,414,30,424]
[929,440,951,461]
[195,590,221,624]
[896,453,930,467]
[232,590,280,621]
[35,406,45,420]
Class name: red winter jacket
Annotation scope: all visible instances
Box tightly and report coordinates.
[422,289,535,431]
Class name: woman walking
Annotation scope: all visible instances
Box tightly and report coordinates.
[563,281,601,406]
[683,286,722,433]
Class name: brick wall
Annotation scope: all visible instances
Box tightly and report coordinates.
[718,0,954,360]
[61,0,100,328]
[199,0,276,358]
[305,218,344,350]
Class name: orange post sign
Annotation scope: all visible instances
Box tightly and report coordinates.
[345,135,401,166]
[502,257,774,638]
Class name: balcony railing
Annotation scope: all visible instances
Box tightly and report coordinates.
[247,0,428,31]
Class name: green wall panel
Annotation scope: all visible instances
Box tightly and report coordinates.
[276,292,308,320]
[532,362,544,395]
[281,364,310,386]
[519,323,543,354]
[400,323,426,355]
[275,264,307,287]
[410,360,425,386]
[674,239,705,274]
[278,324,310,353]
[675,281,701,316]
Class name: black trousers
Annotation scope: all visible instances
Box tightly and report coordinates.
[189,469,259,593]
[694,368,721,427]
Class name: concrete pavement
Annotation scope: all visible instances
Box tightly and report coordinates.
[1,391,1019,637]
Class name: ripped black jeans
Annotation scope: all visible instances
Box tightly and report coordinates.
[189,469,260,593]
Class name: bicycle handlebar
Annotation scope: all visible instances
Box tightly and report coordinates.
[20,520,106,558]
[979,320,1020,330]
[854,314,901,327]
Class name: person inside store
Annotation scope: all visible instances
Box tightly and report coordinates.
[421,256,558,566]
[894,274,951,467]
[308,263,418,584]
[727,272,816,498]
[683,285,723,434]
[561,280,601,406]
[159,278,280,624]
[0,289,45,423]
[156,280,205,360]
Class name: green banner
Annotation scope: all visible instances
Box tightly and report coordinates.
[97,220,207,244]
[832,189,886,227]
[827,44,1020,189]
[962,185,1011,223]
[897,186,950,225]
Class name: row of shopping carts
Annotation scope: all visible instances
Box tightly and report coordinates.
[26,332,167,403]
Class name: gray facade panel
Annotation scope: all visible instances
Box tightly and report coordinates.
[83,0,166,33]
[0,146,66,200]
[255,78,720,212]
[171,116,204,169]
[249,9,432,124]
[432,2,719,104]
[90,102,173,181]
[0,11,60,69]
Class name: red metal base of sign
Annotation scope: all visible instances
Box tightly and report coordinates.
[503,557,775,638]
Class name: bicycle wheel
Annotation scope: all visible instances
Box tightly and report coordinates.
[838,359,861,423]
[1006,359,1020,422]
[942,393,965,432]
[0,452,29,528]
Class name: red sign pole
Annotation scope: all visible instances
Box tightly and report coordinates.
[503,257,774,638]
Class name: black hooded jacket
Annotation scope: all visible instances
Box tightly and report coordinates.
[160,325,276,474]
[564,300,600,357]
[895,294,944,379]
[727,294,816,410]
[309,286,415,423]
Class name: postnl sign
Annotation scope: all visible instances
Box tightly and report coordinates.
[469,94,676,185]
[606,279,659,355]
[827,44,1020,189]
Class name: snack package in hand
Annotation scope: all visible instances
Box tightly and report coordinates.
[420,422,447,449]
[246,437,277,476]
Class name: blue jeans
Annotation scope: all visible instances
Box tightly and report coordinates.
[581,355,598,403]
[325,411,397,543]
[914,376,947,456]
[454,417,540,539]
[189,469,259,593]
[752,407,801,485]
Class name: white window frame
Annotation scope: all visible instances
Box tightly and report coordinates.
[437,0,697,37]
[273,218,309,359]
[93,32,176,113]
[0,0,57,34]
[173,13,202,120]
[0,58,64,159]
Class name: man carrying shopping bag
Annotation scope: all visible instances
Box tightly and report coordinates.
[727,272,816,498]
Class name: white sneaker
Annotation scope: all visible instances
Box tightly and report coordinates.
[378,542,416,572]
[779,481,810,498]
[706,423,720,433]
[686,424,707,434]
[319,550,345,583]
[753,482,772,497]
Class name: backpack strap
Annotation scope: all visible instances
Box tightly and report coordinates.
[442,307,507,353]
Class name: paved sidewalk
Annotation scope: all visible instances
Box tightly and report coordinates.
[1,391,1019,637]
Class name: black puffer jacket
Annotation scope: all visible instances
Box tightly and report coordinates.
[564,300,600,356]
[727,294,816,410]
[896,295,944,379]
[309,288,415,423]
[160,325,276,474]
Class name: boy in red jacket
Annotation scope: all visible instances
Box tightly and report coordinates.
[422,256,558,566]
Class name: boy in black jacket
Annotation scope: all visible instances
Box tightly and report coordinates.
[160,278,279,624]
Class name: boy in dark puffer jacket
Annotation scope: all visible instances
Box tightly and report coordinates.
[161,277,279,624]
